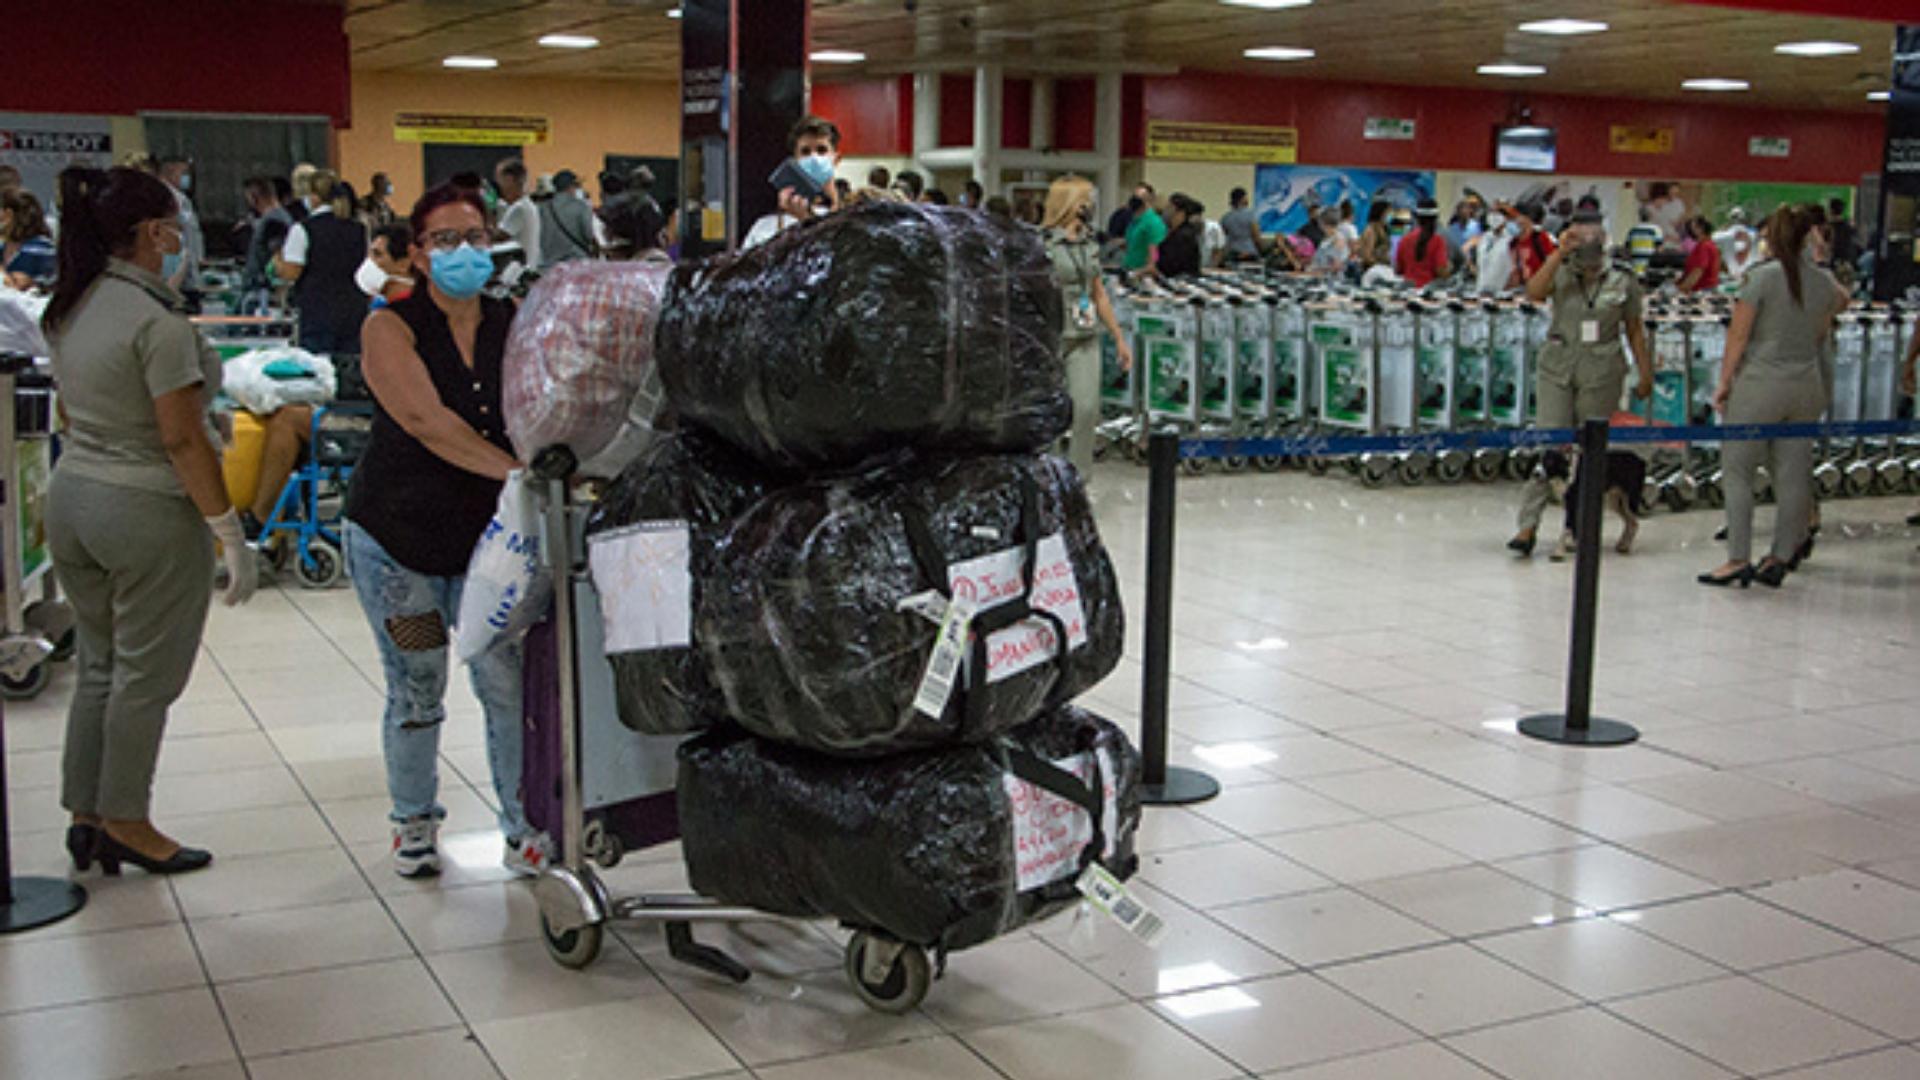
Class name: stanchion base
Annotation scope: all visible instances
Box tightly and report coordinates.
[0,877,87,934]
[1518,714,1640,747]
[1141,766,1222,806]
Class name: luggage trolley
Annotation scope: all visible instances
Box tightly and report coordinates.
[0,355,73,699]
[522,447,941,1014]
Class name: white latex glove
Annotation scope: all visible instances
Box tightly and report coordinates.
[207,509,258,607]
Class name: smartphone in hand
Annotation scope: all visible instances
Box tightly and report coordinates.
[768,158,823,201]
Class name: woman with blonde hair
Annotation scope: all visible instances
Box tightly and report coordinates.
[1042,175,1133,475]
[275,169,369,354]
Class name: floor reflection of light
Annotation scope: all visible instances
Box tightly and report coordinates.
[1161,986,1262,1020]
[1194,743,1280,769]
[1481,718,1521,734]
[1235,637,1290,652]
[441,830,506,869]
[1531,914,1557,927]
[1157,962,1238,995]
[1608,910,1643,924]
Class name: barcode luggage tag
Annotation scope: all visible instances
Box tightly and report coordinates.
[912,594,977,719]
[1076,863,1166,946]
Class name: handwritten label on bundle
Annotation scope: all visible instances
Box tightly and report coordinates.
[588,523,692,653]
[945,534,1090,684]
[1005,748,1120,892]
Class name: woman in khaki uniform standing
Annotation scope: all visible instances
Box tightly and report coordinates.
[1042,175,1133,476]
[1507,209,1654,558]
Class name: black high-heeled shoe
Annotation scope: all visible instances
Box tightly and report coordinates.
[96,833,213,877]
[65,823,99,872]
[1697,565,1755,588]
[1786,533,1815,571]
[1754,560,1790,589]
[1507,533,1536,557]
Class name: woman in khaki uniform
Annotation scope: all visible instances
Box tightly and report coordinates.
[1507,209,1654,558]
[1042,176,1133,476]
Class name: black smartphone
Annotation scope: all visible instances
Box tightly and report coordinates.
[768,158,823,201]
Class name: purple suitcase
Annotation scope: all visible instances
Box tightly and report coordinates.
[522,615,680,854]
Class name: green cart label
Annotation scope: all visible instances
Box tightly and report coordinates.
[1236,340,1268,416]
[1100,336,1134,408]
[1147,339,1197,420]
[1490,348,1521,423]
[1417,349,1450,423]
[1200,339,1234,419]
[1321,349,1368,425]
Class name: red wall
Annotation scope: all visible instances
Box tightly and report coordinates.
[1,0,350,126]
[811,76,912,158]
[1141,73,1882,184]
[1055,79,1096,152]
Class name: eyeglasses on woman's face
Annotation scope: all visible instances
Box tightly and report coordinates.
[423,227,491,252]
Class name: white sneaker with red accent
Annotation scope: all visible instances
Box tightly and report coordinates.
[392,817,441,878]
[504,831,554,878]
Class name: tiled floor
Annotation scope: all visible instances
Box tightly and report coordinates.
[4,463,1920,1079]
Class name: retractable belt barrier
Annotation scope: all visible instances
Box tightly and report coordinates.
[1178,418,1920,461]
[1139,417,1920,797]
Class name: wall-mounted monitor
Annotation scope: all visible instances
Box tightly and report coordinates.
[1495,126,1557,172]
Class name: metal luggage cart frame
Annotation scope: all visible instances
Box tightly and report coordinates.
[522,446,941,1014]
[0,355,72,699]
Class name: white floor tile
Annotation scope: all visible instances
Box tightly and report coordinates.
[217,956,460,1056]
[1609,976,1889,1076]
[1753,869,1920,943]
[1267,1040,1500,1079]
[1754,949,1920,1040]
[1359,865,1577,937]
[918,935,1125,1031]
[961,1002,1241,1080]
[1152,971,1418,1073]
[1136,839,1330,909]
[1213,888,1445,968]
[248,1028,498,1080]
[475,996,739,1080]
[1261,821,1471,885]
[0,922,204,1013]
[1474,915,1725,1000]
[1446,1006,1735,1079]
[425,939,661,1024]
[753,1036,998,1080]
[1320,942,1579,1036]
[0,987,236,1080]
[192,898,412,982]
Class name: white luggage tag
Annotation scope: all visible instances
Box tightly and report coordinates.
[912,594,976,720]
[1075,863,1166,946]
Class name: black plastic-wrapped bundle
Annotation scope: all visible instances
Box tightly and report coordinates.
[657,202,1068,472]
[582,432,767,735]
[702,452,1123,756]
[678,705,1142,952]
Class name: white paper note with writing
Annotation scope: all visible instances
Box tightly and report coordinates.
[944,533,1089,684]
[588,522,692,654]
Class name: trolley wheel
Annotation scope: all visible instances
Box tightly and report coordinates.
[594,831,625,870]
[1906,467,1920,496]
[1358,457,1393,488]
[1253,455,1285,473]
[1813,468,1842,500]
[296,540,344,589]
[0,662,50,700]
[50,628,75,664]
[1843,468,1873,498]
[1305,456,1332,476]
[1180,457,1210,477]
[844,932,931,1015]
[1661,486,1690,513]
[1699,481,1725,509]
[1471,454,1503,483]
[1221,455,1249,474]
[1435,457,1467,484]
[1396,458,1428,486]
[540,911,604,970]
[1503,452,1534,482]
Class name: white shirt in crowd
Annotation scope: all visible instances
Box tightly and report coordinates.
[498,195,543,270]
[278,204,329,266]
[1713,223,1757,281]
[1473,232,1516,295]
[1202,218,1225,268]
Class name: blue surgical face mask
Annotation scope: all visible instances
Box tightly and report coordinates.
[160,251,183,281]
[429,244,493,300]
[797,153,836,191]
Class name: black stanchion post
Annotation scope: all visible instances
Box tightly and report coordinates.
[0,691,87,933]
[1140,431,1221,805]
[1519,419,1639,747]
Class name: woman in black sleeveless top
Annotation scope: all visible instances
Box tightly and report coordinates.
[344,184,548,879]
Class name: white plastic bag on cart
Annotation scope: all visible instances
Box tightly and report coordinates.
[222,347,336,414]
[454,470,552,661]
[0,288,50,358]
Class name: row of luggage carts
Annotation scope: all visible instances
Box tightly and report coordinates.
[1095,269,1919,512]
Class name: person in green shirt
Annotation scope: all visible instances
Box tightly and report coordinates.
[1123,195,1167,273]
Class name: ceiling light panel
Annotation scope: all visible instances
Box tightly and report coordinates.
[1479,63,1546,77]
[1518,19,1608,36]
[1245,47,1315,61]
[1774,41,1860,57]
[538,34,600,48]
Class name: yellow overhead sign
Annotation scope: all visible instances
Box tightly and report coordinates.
[393,112,550,146]
[1147,121,1298,164]
[1609,125,1674,155]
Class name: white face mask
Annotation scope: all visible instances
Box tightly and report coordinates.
[355,256,400,297]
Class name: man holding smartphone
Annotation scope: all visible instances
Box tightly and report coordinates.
[743,116,844,250]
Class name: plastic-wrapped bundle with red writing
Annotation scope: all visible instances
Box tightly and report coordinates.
[700,452,1123,756]
[504,258,670,463]
[582,431,768,736]
[677,704,1142,952]
[656,202,1068,472]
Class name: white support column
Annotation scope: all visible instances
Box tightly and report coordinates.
[973,64,1003,194]
[912,70,941,175]
[1094,72,1123,220]
[1030,76,1054,154]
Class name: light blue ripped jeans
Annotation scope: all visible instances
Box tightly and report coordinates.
[344,522,532,841]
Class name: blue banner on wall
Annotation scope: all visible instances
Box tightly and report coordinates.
[1254,165,1435,236]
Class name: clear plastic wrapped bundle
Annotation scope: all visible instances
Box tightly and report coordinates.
[504,258,670,462]
[582,432,768,736]
[656,202,1069,472]
[702,452,1123,755]
[678,704,1142,952]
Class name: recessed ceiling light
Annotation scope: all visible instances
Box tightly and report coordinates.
[1518,18,1608,35]
[810,50,866,63]
[666,6,682,17]
[1774,41,1860,57]
[442,56,498,69]
[1682,78,1749,92]
[538,33,600,48]
[1220,0,1312,8]
[1479,63,1546,77]
[1869,90,1891,102]
[1244,46,1315,61]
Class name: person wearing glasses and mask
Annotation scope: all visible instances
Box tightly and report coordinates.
[1042,175,1134,476]
[41,166,259,877]
[743,115,843,250]
[1507,208,1654,559]
[345,183,549,881]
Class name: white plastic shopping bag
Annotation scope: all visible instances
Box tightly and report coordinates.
[454,470,552,661]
